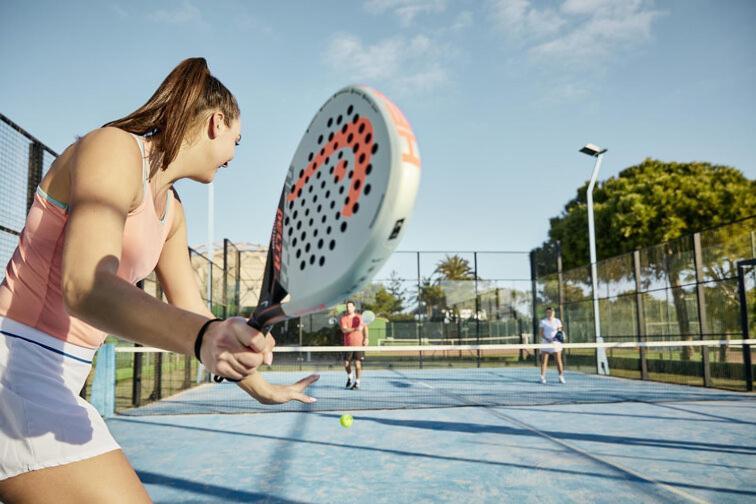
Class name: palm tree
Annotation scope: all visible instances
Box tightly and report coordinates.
[434,254,474,280]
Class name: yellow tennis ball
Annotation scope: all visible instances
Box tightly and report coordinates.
[340,414,353,428]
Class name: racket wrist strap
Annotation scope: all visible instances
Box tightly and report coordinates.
[194,318,223,363]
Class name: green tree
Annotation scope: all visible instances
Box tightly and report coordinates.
[418,277,447,320]
[537,159,755,269]
[434,254,475,280]
[386,270,406,312]
[534,159,755,355]
[363,286,403,318]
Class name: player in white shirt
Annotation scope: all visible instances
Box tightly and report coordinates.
[539,307,566,384]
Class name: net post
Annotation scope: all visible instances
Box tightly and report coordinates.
[530,250,539,368]
[633,250,648,380]
[738,260,755,391]
[90,344,116,418]
[693,233,712,387]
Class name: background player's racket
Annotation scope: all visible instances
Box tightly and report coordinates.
[215,86,420,383]
[361,310,376,326]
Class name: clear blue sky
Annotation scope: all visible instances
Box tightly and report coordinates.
[2,0,754,261]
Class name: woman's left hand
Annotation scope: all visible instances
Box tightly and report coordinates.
[237,371,319,405]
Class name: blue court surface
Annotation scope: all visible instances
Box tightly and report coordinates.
[107,368,756,503]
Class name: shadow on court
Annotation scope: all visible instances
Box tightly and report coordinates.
[108,398,756,503]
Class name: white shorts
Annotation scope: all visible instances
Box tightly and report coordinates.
[541,339,562,354]
[0,316,120,481]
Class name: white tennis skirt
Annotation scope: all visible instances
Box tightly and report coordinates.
[0,316,120,481]
[540,339,563,354]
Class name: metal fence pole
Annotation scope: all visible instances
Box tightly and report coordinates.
[693,233,712,387]
[556,242,564,324]
[133,280,145,406]
[737,260,755,392]
[223,239,229,319]
[235,248,241,315]
[27,142,43,212]
[530,251,539,368]
[556,242,566,368]
[474,252,480,368]
[183,354,191,389]
[633,250,649,380]
[208,254,213,315]
[417,251,423,369]
[153,351,162,401]
[153,281,164,399]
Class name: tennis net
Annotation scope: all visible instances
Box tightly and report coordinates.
[92,339,755,416]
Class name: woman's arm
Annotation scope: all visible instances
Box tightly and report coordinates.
[154,194,214,318]
[153,195,277,374]
[60,128,267,379]
[61,127,204,353]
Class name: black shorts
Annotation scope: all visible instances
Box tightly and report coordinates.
[342,351,365,362]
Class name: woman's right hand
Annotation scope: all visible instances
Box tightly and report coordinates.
[199,317,275,380]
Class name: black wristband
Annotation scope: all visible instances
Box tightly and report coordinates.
[194,318,222,363]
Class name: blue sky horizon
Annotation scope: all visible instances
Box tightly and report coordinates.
[2,0,754,274]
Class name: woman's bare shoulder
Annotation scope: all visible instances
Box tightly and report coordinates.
[66,127,144,206]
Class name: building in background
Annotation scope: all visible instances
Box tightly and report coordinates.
[190,241,268,315]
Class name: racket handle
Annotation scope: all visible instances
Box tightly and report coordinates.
[247,317,272,335]
[213,374,239,383]
[211,319,265,383]
[205,318,270,384]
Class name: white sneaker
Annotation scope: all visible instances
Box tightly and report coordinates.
[540,376,546,384]
[559,375,566,384]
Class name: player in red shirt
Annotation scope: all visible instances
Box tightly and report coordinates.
[339,301,368,390]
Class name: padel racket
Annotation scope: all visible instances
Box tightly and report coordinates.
[255,85,417,326]
[217,86,419,382]
[361,310,376,325]
[250,85,419,330]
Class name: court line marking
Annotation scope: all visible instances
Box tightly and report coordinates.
[410,377,707,504]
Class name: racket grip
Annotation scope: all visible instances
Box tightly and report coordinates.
[213,374,239,383]
[247,316,274,335]
[213,319,266,383]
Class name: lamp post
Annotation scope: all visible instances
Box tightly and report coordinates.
[579,144,610,375]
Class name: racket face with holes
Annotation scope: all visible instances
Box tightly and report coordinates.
[251,86,420,329]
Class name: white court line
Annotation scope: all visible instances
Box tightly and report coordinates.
[407,373,708,504]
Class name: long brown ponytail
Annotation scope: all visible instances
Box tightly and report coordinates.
[104,57,240,177]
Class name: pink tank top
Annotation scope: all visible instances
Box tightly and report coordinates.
[0,134,175,348]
